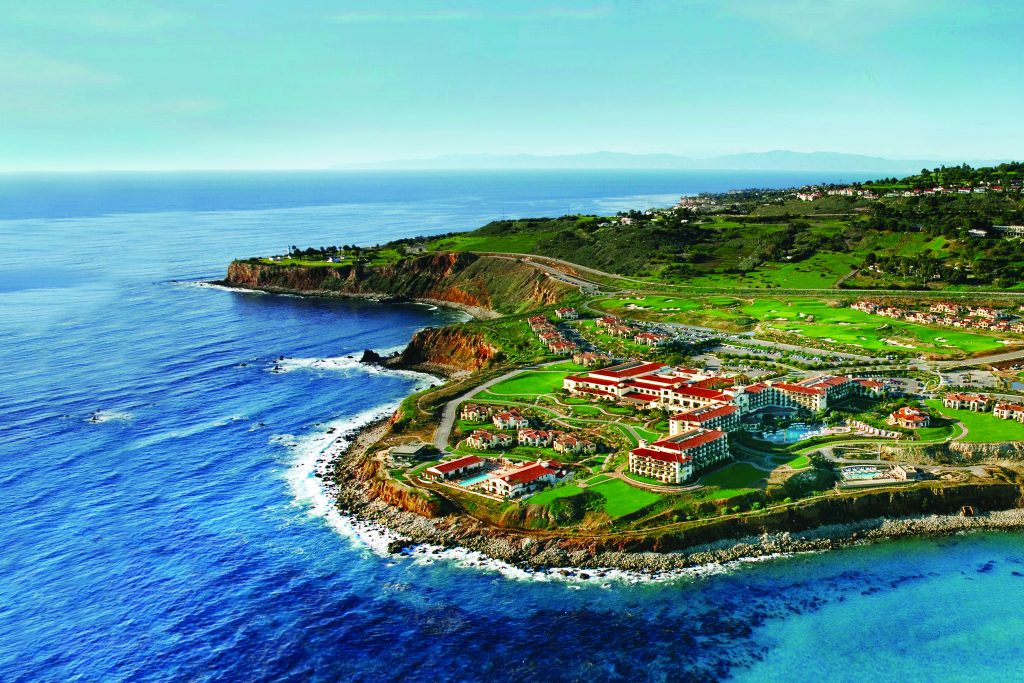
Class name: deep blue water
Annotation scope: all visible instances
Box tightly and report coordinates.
[2,170,1023,682]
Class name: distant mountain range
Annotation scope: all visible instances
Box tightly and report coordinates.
[335,150,1011,173]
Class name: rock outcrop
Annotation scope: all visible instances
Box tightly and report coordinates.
[387,326,500,374]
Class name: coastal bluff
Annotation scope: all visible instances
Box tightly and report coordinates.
[221,251,574,317]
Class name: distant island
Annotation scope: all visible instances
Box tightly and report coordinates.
[334,149,1012,173]
[217,162,1024,571]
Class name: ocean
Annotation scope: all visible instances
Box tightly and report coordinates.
[2,169,1022,682]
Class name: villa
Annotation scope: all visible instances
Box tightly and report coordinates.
[425,455,485,481]
[628,428,729,484]
[888,406,931,429]
[634,332,668,346]
[943,393,990,411]
[993,403,1024,423]
[552,433,597,455]
[493,411,530,430]
[517,428,557,447]
[460,403,492,421]
[465,430,515,450]
[555,307,578,319]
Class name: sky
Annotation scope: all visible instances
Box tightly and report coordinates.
[1,0,1023,171]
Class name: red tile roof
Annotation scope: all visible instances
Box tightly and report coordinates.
[652,429,726,452]
[671,404,737,423]
[671,386,731,401]
[622,392,658,402]
[630,447,693,464]
[500,463,555,484]
[774,382,825,396]
[429,455,483,474]
[565,375,620,387]
[591,361,666,379]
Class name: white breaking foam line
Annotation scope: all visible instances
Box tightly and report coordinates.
[278,393,803,586]
[86,409,134,424]
[269,355,435,383]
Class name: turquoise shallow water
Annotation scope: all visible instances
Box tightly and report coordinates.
[2,170,1021,681]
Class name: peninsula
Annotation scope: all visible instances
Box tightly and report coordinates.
[221,162,1024,570]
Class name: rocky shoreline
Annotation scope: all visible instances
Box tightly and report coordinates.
[327,413,1024,574]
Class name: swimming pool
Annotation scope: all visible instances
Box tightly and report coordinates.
[459,473,492,487]
[841,466,884,480]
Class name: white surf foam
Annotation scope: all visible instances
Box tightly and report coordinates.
[86,409,134,424]
[269,355,441,385]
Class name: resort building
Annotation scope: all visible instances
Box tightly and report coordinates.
[634,332,668,346]
[493,411,530,430]
[517,428,556,447]
[943,393,991,412]
[887,406,931,429]
[424,455,485,481]
[572,351,611,367]
[484,460,559,498]
[669,404,739,434]
[628,428,729,484]
[465,430,515,450]
[552,433,597,455]
[460,403,491,422]
[993,403,1024,422]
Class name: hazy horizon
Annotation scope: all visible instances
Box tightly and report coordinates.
[2,0,1023,171]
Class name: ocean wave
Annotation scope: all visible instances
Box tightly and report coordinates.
[279,402,409,556]
[86,409,134,424]
[268,355,441,387]
[278,399,800,586]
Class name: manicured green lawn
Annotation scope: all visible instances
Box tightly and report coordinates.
[925,400,1024,443]
[594,295,700,313]
[545,361,589,372]
[528,483,584,506]
[624,472,668,486]
[699,463,766,497]
[589,479,662,518]
[567,404,603,416]
[633,427,662,442]
[775,455,810,469]
[585,474,612,486]
[487,370,571,396]
[740,298,1006,356]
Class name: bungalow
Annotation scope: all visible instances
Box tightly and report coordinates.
[943,393,990,412]
[460,403,491,421]
[555,307,578,320]
[484,460,559,498]
[855,379,886,398]
[552,433,597,455]
[425,455,485,480]
[493,411,530,430]
[887,406,930,429]
[465,430,514,450]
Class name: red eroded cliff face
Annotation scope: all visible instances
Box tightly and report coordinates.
[392,326,501,373]
[222,252,573,316]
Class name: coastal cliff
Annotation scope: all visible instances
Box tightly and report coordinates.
[388,326,501,374]
[222,252,574,317]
